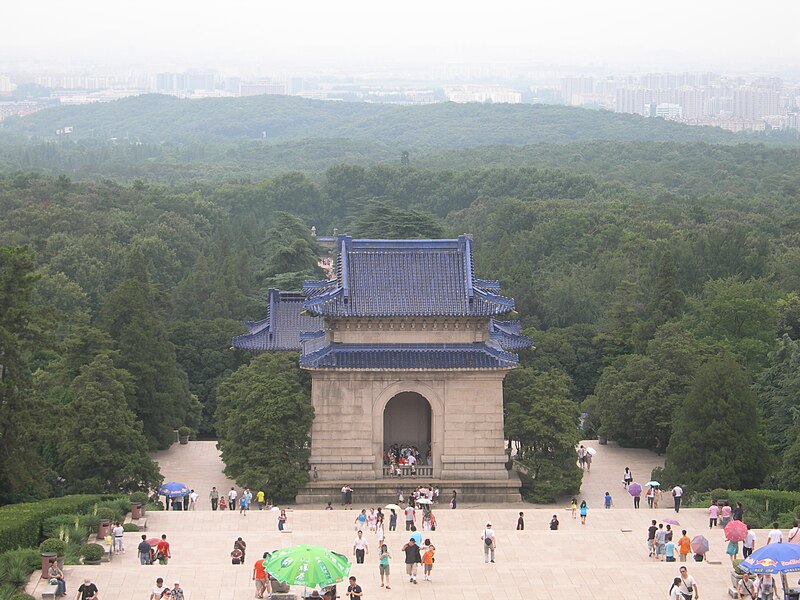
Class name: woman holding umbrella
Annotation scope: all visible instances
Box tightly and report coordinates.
[628,482,642,509]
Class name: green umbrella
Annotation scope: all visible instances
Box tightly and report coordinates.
[264,545,351,588]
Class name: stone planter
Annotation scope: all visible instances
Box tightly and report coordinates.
[179,436,189,445]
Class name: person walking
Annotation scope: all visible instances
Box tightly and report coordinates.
[156,534,171,565]
[788,519,800,543]
[655,524,667,561]
[149,578,167,600]
[421,540,435,582]
[402,538,422,584]
[647,520,658,558]
[353,530,368,564]
[736,572,756,599]
[678,530,691,562]
[388,509,397,531]
[170,582,184,600]
[733,502,744,522]
[76,578,98,600]
[112,521,124,554]
[278,509,287,531]
[623,467,633,489]
[708,502,719,528]
[570,497,578,519]
[646,486,655,509]
[253,553,268,598]
[549,515,559,530]
[347,576,362,600]
[256,489,265,510]
[743,525,756,558]
[209,487,219,511]
[481,523,496,563]
[668,577,683,600]
[577,445,586,469]
[604,492,613,509]
[450,490,457,509]
[239,495,248,515]
[517,512,525,530]
[767,523,783,544]
[137,534,151,565]
[188,489,198,510]
[378,544,391,589]
[677,566,699,600]
[672,485,683,513]
[404,505,415,531]
[234,537,247,563]
[228,487,237,511]
[632,486,641,509]
[755,573,776,600]
[579,500,588,525]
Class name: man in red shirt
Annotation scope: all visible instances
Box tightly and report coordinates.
[156,534,171,565]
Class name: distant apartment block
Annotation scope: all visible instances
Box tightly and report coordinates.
[444,86,521,104]
[240,81,288,96]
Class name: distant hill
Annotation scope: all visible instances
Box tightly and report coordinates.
[0,93,745,147]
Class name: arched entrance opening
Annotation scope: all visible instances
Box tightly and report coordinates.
[383,392,432,476]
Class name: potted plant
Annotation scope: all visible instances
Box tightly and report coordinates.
[80,543,105,565]
[178,426,191,444]
[39,538,66,572]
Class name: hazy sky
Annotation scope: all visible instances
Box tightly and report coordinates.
[4,0,800,74]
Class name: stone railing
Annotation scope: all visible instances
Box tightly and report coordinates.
[382,465,433,478]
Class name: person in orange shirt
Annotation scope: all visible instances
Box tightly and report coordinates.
[421,539,435,582]
[252,553,269,598]
[678,530,692,562]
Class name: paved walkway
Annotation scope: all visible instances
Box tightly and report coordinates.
[25,440,752,600]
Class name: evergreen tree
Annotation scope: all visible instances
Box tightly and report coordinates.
[662,355,772,490]
[60,353,161,493]
[0,246,50,501]
[215,353,313,502]
[754,334,800,453]
[351,201,445,239]
[104,251,200,448]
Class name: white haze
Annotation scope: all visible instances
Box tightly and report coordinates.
[3,0,800,74]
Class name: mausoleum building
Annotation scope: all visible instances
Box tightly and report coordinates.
[233,235,533,502]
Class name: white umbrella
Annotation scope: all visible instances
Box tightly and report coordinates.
[586,448,597,455]
[384,504,401,510]
[415,498,433,505]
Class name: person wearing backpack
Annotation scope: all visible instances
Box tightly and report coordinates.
[481,523,496,563]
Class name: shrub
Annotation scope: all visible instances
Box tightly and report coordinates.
[93,508,117,522]
[79,515,100,531]
[42,515,82,541]
[65,525,88,546]
[0,551,36,587]
[0,495,117,554]
[79,544,104,562]
[121,523,139,532]
[178,426,191,438]
[130,492,148,505]
[38,539,65,556]
[0,550,39,573]
[10,594,35,600]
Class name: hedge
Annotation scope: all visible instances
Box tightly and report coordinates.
[690,489,800,528]
[0,495,116,554]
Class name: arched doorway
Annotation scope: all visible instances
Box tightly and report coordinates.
[383,392,432,476]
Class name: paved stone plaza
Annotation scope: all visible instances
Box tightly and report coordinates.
[27,441,758,600]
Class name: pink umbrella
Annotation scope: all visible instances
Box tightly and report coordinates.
[627,482,642,496]
[691,535,710,555]
[146,538,160,546]
[724,520,748,543]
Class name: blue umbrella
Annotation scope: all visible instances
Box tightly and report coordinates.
[158,482,189,498]
[740,543,800,574]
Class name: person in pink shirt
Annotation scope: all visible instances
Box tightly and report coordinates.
[720,503,733,527]
[709,502,720,528]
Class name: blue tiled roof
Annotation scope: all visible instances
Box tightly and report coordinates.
[489,319,535,351]
[303,235,515,318]
[299,343,519,370]
[232,289,324,352]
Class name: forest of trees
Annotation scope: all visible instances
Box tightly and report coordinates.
[1,98,800,503]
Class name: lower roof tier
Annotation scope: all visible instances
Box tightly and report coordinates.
[299,342,518,371]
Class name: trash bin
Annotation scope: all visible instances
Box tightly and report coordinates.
[40,552,57,578]
[598,436,608,445]
[97,519,111,539]
[131,502,143,519]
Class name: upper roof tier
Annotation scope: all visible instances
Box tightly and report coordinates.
[303,235,516,318]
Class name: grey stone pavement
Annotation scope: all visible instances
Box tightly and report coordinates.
[27,440,773,600]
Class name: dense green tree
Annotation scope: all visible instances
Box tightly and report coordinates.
[777,430,800,489]
[103,251,200,448]
[215,353,314,502]
[0,246,50,502]
[635,250,685,348]
[170,319,248,436]
[350,201,444,239]
[586,355,682,450]
[754,335,800,453]
[259,212,322,286]
[686,278,779,372]
[661,355,772,491]
[504,368,582,502]
[59,353,161,493]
